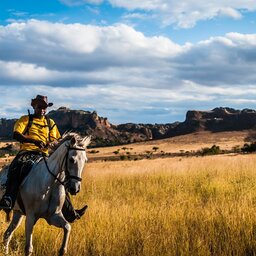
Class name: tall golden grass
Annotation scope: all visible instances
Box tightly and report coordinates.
[1,154,256,255]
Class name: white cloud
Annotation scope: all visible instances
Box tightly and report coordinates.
[1,20,256,122]
[1,20,256,89]
[59,0,256,28]
[122,12,151,20]
[2,82,256,123]
[0,20,184,74]
[109,0,256,28]
[218,7,242,19]
[59,0,103,7]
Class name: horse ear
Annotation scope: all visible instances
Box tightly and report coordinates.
[70,136,76,146]
[82,136,91,147]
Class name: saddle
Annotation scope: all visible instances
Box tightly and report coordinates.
[8,151,44,214]
[16,151,44,184]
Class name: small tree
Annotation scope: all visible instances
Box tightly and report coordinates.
[152,146,159,152]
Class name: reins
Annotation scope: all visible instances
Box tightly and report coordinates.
[43,157,65,186]
[43,144,85,186]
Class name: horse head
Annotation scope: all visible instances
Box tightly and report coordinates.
[64,134,91,195]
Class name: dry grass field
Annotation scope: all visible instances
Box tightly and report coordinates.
[1,131,256,255]
[87,131,250,160]
[0,131,251,165]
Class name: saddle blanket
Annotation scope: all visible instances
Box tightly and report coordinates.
[14,151,44,186]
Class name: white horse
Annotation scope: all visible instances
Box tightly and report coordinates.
[0,132,90,256]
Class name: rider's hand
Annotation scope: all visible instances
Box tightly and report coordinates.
[34,140,45,149]
[49,140,58,148]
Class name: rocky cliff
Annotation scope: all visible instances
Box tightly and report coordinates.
[0,107,256,146]
[0,118,16,138]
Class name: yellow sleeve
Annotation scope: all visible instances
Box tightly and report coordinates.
[13,115,29,134]
[49,119,61,141]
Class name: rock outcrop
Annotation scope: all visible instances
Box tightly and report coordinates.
[0,107,256,146]
[0,118,16,138]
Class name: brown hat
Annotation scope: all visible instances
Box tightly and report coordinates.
[31,95,53,108]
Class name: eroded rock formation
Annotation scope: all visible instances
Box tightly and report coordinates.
[0,107,256,146]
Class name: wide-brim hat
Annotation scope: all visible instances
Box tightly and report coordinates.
[31,95,53,108]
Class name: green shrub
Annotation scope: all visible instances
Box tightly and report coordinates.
[241,143,256,153]
[201,145,221,156]
[120,155,126,160]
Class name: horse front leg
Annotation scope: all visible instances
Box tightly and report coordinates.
[3,211,23,254]
[25,215,37,256]
[47,213,71,256]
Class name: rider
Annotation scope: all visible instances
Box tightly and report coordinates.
[0,95,87,223]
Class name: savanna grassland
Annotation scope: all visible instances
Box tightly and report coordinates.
[0,155,256,256]
[1,152,256,255]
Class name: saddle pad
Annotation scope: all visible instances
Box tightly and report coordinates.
[17,151,44,185]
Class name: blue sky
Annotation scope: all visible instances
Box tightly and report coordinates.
[1,0,256,124]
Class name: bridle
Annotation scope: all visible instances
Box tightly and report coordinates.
[43,144,86,186]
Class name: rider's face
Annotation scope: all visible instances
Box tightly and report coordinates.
[33,104,47,117]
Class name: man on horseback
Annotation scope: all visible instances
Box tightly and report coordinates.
[0,95,87,223]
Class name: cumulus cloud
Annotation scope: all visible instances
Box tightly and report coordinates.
[59,0,256,28]
[110,0,256,28]
[1,20,256,123]
[174,33,256,85]
[0,20,183,72]
[0,19,185,88]
[1,20,256,88]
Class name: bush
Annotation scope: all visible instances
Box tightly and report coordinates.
[241,143,256,153]
[201,145,221,156]
[89,150,99,154]
[120,155,126,160]
[232,145,241,153]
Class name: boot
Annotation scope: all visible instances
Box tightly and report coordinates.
[63,205,88,223]
[75,205,88,219]
[0,196,12,210]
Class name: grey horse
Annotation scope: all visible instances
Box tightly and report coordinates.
[0,132,90,255]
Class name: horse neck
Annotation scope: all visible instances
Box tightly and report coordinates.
[47,143,68,176]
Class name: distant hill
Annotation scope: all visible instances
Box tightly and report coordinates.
[1,107,256,147]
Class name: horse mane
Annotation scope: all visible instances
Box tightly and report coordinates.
[49,132,90,153]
